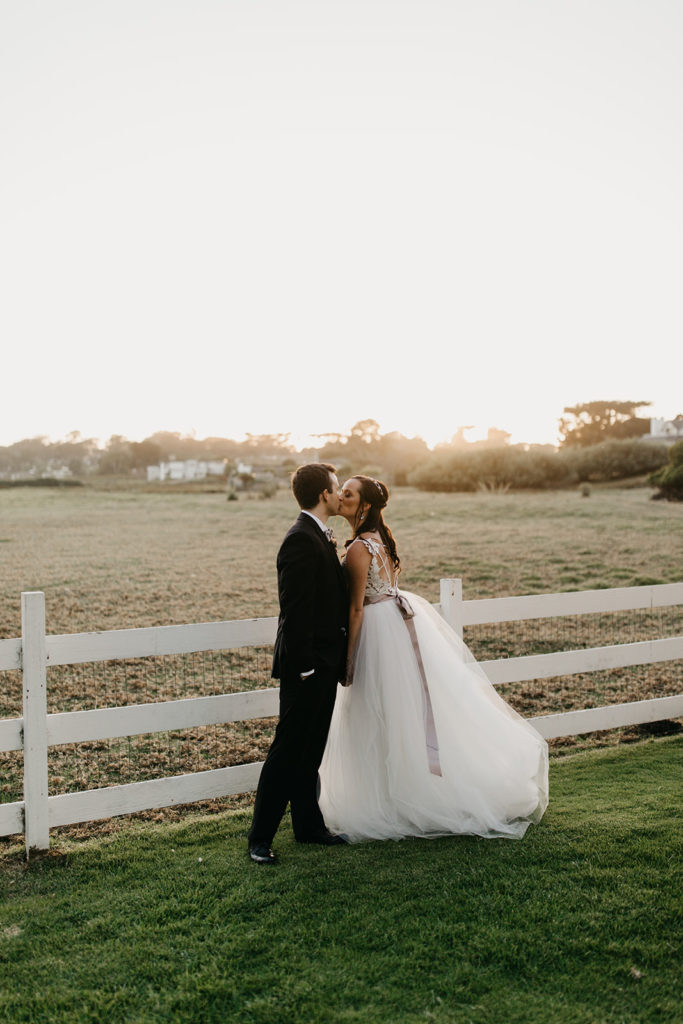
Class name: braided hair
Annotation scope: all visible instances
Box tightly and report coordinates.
[346,475,400,572]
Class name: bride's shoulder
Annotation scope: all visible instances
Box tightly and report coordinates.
[345,536,374,565]
[359,531,382,545]
[350,533,381,551]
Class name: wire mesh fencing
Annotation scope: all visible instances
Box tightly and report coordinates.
[1,647,278,803]
[1,604,681,805]
[465,604,682,753]
[0,668,22,804]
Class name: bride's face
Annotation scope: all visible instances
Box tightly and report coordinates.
[339,478,368,524]
[339,479,370,528]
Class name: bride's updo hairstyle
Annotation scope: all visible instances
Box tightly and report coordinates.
[348,476,400,572]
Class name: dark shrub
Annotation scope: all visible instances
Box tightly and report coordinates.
[565,440,668,482]
[409,447,573,492]
[409,440,668,493]
[0,478,84,489]
[649,440,683,501]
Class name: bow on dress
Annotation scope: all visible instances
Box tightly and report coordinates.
[364,590,442,777]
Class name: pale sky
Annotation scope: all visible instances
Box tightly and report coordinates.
[2,0,681,449]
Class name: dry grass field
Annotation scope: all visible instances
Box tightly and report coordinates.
[1,481,680,634]
[0,482,681,818]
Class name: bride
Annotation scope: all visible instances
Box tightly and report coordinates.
[319,476,549,842]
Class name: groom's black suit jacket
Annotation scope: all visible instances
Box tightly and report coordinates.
[249,512,348,845]
[272,512,348,681]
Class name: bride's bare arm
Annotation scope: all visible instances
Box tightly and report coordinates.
[343,540,372,685]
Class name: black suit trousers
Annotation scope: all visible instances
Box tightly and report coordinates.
[248,666,338,845]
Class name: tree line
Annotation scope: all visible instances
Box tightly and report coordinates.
[407,401,680,495]
[0,401,675,491]
[0,431,296,479]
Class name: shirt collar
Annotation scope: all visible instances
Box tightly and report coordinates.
[301,510,327,533]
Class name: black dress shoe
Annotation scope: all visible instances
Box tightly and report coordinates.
[248,843,278,864]
[296,831,349,846]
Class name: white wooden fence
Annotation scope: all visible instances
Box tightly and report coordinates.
[1,581,681,859]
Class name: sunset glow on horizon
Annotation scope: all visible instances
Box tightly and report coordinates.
[2,2,680,453]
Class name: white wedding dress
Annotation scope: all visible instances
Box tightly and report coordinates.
[319,538,549,842]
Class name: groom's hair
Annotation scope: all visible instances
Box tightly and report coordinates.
[292,463,336,509]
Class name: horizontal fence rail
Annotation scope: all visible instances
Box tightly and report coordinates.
[47,763,265,831]
[459,582,683,626]
[482,637,683,685]
[47,689,280,746]
[1,581,681,858]
[44,617,279,667]
[0,638,22,672]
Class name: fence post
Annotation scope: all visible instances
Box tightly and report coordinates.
[439,578,463,638]
[22,591,49,857]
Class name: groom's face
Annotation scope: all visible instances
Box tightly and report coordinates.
[322,473,341,515]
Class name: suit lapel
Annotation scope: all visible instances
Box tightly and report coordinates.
[296,511,322,539]
[296,513,345,587]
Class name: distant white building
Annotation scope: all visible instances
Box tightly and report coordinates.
[146,459,227,482]
[643,417,683,444]
[42,464,73,480]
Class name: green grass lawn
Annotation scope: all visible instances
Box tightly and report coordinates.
[1,736,681,1024]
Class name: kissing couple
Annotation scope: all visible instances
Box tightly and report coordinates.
[248,463,548,864]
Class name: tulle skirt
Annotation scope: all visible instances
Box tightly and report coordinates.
[319,591,548,842]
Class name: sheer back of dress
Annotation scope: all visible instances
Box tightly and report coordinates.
[351,536,398,599]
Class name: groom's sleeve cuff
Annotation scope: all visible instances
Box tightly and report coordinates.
[300,669,315,679]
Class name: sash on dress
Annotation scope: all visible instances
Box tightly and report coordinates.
[364,592,443,777]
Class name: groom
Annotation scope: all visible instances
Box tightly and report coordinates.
[247,463,349,864]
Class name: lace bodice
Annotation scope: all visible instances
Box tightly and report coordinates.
[352,537,398,599]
